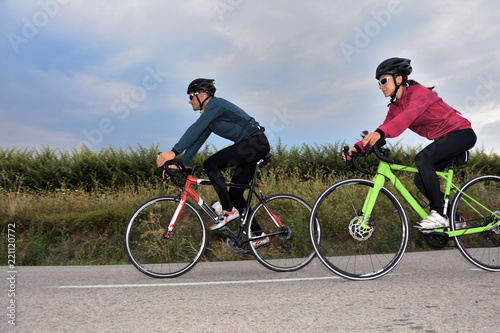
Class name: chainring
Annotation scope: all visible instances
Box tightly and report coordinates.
[226,238,248,255]
[422,232,450,250]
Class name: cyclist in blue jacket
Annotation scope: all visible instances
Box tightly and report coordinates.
[157,79,270,234]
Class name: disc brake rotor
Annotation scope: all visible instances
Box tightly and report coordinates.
[349,216,374,241]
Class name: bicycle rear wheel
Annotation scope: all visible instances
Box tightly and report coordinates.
[310,179,408,280]
[247,194,316,272]
[124,196,207,278]
[450,175,500,271]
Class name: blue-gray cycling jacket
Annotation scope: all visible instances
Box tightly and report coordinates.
[172,97,263,164]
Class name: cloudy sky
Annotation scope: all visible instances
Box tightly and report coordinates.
[1,0,499,155]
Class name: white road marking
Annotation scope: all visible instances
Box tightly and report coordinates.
[58,276,343,289]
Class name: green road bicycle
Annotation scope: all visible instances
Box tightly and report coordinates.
[309,139,500,281]
[125,154,317,278]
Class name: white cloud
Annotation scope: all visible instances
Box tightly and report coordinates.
[1,0,499,154]
[0,117,78,149]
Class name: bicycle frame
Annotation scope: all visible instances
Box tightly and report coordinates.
[163,175,216,239]
[164,173,285,243]
[361,160,499,236]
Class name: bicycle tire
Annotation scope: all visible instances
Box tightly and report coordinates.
[124,196,207,278]
[450,175,500,272]
[247,194,317,272]
[310,179,409,281]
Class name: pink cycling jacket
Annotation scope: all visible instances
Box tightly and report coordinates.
[356,85,471,151]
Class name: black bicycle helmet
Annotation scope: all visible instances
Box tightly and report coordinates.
[187,78,216,96]
[375,57,412,79]
[376,58,412,106]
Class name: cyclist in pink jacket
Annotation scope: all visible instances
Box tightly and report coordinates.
[344,57,477,230]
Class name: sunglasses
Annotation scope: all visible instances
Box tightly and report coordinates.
[378,77,393,86]
[189,92,201,100]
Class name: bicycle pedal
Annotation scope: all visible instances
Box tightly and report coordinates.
[217,227,234,238]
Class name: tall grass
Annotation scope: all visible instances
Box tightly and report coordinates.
[0,142,498,266]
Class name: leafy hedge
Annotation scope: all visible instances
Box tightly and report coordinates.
[1,141,499,192]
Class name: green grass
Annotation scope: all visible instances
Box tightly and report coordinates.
[0,168,338,266]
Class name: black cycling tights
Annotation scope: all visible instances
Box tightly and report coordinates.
[414,128,477,213]
[204,132,270,214]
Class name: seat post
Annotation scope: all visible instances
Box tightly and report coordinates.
[449,158,456,171]
[240,159,264,222]
[249,158,264,189]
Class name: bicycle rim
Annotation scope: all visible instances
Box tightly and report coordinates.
[247,194,316,272]
[451,175,500,271]
[124,196,207,278]
[310,179,408,281]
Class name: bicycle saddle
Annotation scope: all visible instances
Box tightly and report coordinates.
[454,150,470,166]
[258,153,273,168]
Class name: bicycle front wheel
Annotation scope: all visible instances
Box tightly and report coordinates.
[310,179,408,281]
[124,196,207,278]
[247,194,316,272]
[450,175,500,271]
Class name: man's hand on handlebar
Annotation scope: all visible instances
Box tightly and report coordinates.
[157,151,177,179]
[157,151,176,167]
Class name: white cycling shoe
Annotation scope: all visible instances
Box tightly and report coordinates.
[413,210,449,230]
[210,208,239,230]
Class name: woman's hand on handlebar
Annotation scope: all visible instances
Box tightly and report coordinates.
[342,147,358,161]
[343,131,382,161]
[361,131,381,148]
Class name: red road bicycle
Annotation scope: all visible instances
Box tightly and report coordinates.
[125,154,318,278]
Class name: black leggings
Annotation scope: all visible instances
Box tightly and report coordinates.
[204,132,270,214]
[414,128,477,213]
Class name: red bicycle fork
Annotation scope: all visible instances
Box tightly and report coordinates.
[163,175,202,239]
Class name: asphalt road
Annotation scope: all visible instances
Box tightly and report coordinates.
[3,250,499,333]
